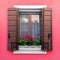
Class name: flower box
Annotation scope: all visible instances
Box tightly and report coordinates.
[18,45,41,51]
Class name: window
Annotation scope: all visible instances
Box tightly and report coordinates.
[18,12,41,45]
[8,7,52,54]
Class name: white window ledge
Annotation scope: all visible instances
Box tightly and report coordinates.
[13,50,47,54]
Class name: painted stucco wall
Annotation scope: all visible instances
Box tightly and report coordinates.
[0,0,60,60]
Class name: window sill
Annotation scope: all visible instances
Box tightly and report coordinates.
[13,46,47,54]
[13,50,47,54]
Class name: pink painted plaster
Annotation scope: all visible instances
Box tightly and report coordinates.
[0,0,60,60]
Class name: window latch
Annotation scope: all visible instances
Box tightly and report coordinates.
[8,33,10,39]
[48,33,51,39]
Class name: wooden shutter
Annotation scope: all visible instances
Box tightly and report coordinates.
[41,8,52,51]
[8,8,19,50]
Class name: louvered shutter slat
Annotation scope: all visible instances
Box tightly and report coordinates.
[8,8,19,51]
[41,8,52,51]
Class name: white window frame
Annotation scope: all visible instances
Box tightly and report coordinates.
[13,5,47,54]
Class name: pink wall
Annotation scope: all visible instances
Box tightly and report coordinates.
[0,0,60,60]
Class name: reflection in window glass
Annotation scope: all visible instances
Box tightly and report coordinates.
[18,14,41,46]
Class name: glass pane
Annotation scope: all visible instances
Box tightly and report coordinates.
[18,14,41,46]
[31,15,40,40]
[20,15,29,38]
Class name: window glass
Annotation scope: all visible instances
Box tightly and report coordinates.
[18,14,41,46]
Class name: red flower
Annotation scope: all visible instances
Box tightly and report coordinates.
[32,38,34,42]
[20,34,25,39]
[25,35,34,42]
